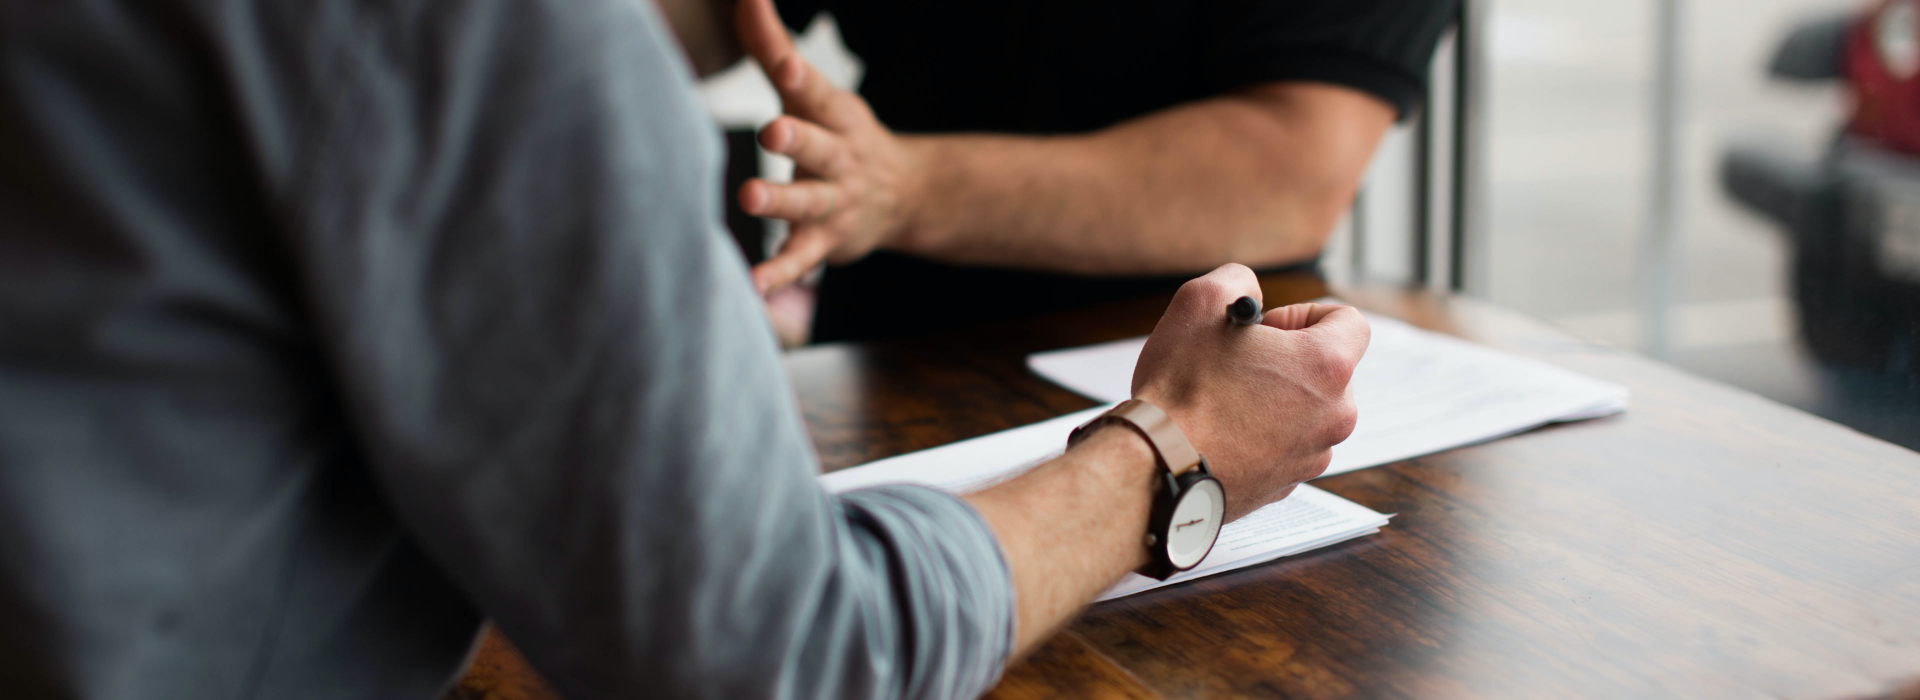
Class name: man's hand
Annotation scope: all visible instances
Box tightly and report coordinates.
[1131,264,1368,521]
[965,263,1366,654]
[734,0,920,294]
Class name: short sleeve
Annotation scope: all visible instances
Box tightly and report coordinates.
[1201,0,1458,117]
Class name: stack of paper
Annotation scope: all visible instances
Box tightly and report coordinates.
[1027,311,1630,476]
[817,309,1627,600]
[819,412,1391,601]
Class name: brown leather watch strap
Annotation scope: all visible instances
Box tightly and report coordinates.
[1069,399,1203,476]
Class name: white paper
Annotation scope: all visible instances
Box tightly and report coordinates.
[1094,485,1387,600]
[1025,311,1629,476]
[819,407,1100,495]
[819,416,1390,600]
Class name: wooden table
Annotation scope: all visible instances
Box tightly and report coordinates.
[449,273,1920,700]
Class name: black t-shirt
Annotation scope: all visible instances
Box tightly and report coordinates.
[780,0,1456,342]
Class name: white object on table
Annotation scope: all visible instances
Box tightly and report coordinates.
[819,409,1391,601]
[1025,311,1630,477]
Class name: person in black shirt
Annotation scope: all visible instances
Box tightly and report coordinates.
[729,0,1455,341]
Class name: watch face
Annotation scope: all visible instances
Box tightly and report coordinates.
[1165,477,1225,570]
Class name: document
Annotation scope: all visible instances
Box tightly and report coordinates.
[816,308,1621,600]
[1026,311,1630,476]
[819,410,1392,601]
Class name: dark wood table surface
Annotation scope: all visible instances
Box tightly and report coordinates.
[449,273,1920,700]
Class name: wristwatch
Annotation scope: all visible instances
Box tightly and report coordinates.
[1068,399,1226,580]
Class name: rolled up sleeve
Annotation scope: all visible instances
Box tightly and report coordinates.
[234,0,1015,697]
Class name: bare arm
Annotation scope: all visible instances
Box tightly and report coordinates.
[897,85,1394,275]
[734,0,1396,291]
[966,427,1158,652]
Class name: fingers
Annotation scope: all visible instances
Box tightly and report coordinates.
[736,0,796,72]
[1262,302,1344,331]
[736,0,849,122]
[751,227,836,294]
[1328,387,1360,446]
[759,117,849,177]
[1266,303,1369,357]
[762,281,816,348]
[740,178,838,222]
[1199,263,1261,302]
[1169,263,1260,320]
[1299,305,1372,367]
[773,55,864,129]
[1266,304,1369,384]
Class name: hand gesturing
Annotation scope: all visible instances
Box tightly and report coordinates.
[735,0,921,294]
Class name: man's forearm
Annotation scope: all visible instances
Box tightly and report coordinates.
[893,83,1395,275]
[964,425,1158,655]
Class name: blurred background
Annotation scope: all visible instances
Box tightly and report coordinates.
[1464,0,1920,453]
[702,0,1920,451]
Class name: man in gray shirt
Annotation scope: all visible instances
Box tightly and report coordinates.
[0,1,1368,698]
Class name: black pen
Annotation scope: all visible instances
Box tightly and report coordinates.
[1227,296,1261,326]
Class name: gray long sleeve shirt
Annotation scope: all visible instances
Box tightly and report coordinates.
[0,1,1014,698]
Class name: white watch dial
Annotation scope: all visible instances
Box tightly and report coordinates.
[1166,478,1225,569]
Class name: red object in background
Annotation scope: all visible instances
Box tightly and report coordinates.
[1847,0,1920,154]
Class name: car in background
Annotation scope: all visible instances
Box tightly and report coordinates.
[1721,0,1920,448]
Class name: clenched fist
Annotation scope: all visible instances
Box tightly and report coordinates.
[1131,264,1369,521]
